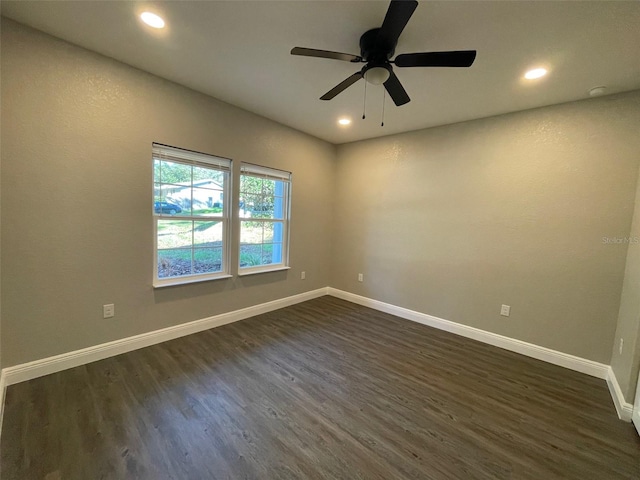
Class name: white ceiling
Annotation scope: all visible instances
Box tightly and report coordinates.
[2,1,640,144]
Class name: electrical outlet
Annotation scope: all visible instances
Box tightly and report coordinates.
[358,273,363,282]
[301,271,306,280]
[500,304,510,317]
[619,338,624,355]
[103,304,115,319]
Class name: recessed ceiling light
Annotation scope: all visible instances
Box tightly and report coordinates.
[338,118,352,126]
[140,12,165,29]
[524,68,548,80]
[589,86,606,96]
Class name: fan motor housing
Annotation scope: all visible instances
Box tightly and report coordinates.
[360,28,396,64]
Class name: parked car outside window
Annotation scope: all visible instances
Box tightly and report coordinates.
[154,201,182,215]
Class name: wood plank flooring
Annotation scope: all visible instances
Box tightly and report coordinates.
[2,296,639,479]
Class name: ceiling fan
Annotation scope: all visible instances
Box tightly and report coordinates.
[291,0,476,107]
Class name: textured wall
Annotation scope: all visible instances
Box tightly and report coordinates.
[610,167,640,402]
[0,18,3,371]
[3,16,640,380]
[0,19,335,367]
[332,91,640,364]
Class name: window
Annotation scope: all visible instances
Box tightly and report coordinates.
[153,143,231,287]
[239,163,291,275]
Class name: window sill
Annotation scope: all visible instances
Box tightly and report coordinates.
[153,274,233,288]
[237,266,291,277]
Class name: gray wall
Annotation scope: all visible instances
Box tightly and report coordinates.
[3,16,640,388]
[610,167,640,402]
[0,19,335,367]
[332,91,640,365]
[0,17,3,371]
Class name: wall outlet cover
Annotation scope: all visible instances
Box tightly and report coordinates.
[103,304,115,318]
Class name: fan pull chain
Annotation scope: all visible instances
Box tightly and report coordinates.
[362,80,367,119]
[381,89,386,127]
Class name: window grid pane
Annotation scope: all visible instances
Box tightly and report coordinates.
[153,144,230,284]
[239,213,287,269]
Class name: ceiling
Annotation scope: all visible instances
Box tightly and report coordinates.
[2,1,640,144]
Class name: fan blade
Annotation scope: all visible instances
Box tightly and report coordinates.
[376,0,418,50]
[395,50,477,68]
[291,47,362,63]
[384,71,410,106]
[320,72,363,100]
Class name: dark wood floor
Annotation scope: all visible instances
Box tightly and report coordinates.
[2,296,639,479]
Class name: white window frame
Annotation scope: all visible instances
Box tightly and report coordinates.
[153,143,232,287]
[238,163,291,276]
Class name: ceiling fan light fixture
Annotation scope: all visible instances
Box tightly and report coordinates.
[364,66,390,85]
[291,0,473,106]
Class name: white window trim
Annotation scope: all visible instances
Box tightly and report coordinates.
[153,143,232,288]
[237,266,291,277]
[154,274,233,288]
[238,163,292,275]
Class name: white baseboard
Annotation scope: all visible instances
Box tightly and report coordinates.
[327,288,610,380]
[606,367,634,422]
[1,287,328,387]
[0,369,6,440]
[0,286,627,433]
